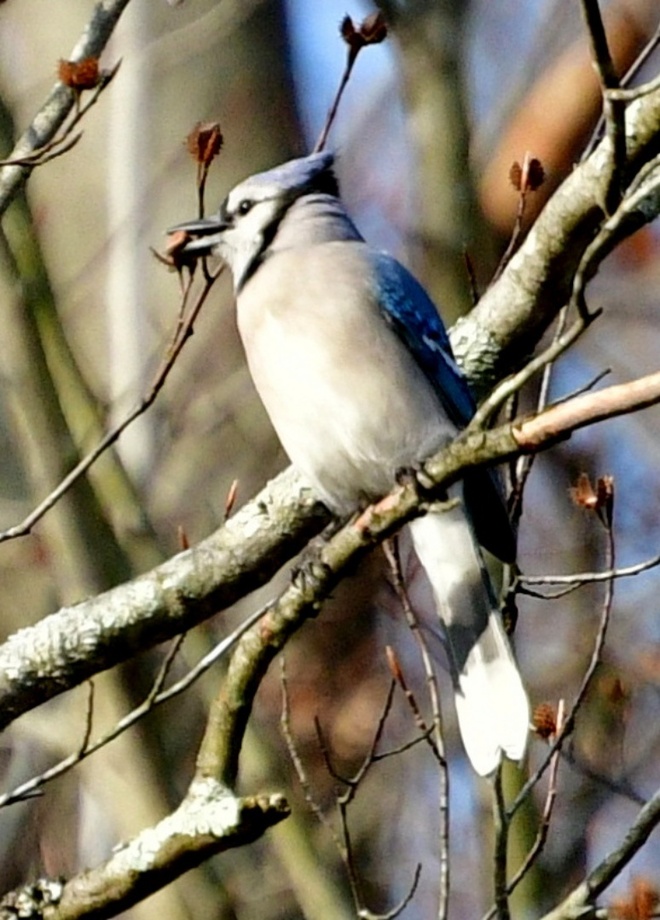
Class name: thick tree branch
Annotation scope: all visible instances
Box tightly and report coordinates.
[450,78,660,394]
[1,372,656,746]
[37,784,288,920]
[0,469,329,730]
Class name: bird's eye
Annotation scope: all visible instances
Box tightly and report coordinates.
[236,199,253,216]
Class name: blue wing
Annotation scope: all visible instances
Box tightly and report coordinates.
[370,252,476,427]
[371,252,516,563]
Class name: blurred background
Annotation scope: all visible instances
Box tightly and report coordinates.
[0,0,659,917]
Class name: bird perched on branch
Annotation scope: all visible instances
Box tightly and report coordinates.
[170,151,529,775]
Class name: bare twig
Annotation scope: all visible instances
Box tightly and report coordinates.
[509,700,564,892]
[540,784,660,920]
[0,60,121,168]
[280,658,340,843]
[78,681,96,757]
[0,600,270,810]
[492,153,546,283]
[561,747,646,807]
[382,539,449,920]
[492,765,511,920]
[0,0,133,215]
[507,306,569,529]
[508,481,616,820]
[314,13,387,153]
[583,19,660,157]
[468,313,595,431]
[0,266,221,544]
[0,132,84,168]
[317,681,397,795]
[284,675,420,920]
[482,702,565,920]
[519,550,660,589]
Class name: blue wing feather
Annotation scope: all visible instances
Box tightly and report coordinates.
[370,253,476,428]
[371,252,516,563]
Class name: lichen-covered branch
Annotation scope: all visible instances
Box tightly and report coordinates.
[450,79,660,394]
[0,469,328,729]
[0,782,288,920]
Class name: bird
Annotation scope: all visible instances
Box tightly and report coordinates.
[169,151,529,775]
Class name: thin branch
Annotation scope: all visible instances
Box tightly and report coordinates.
[0,60,121,168]
[561,747,646,808]
[468,314,595,431]
[0,132,84,168]
[0,266,221,544]
[382,538,448,920]
[508,485,616,820]
[608,71,660,102]
[358,866,422,920]
[316,681,397,798]
[280,658,341,845]
[482,703,566,920]
[509,371,660,451]
[540,785,660,920]
[314,13,387,153]
[284,670,420,920]
[78,681,96,757]
[0,600,271,809]
[314,51,359,154]
[507,306,570,530]
[492,152,545,283]
[0,0,133,216]
[508,700,564,893]
[492,765,511,920]
[519,550,660,588]
[583,18,660,157]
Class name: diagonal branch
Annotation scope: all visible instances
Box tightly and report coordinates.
[450,80,660,395]
[0,371,658,739]
[540,785,660,920]
[0,0,133,215]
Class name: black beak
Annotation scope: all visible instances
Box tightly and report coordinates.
[166,215,229,255]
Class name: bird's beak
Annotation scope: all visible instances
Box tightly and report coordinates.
[166,216,229,256]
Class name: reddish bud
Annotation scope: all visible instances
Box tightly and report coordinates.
[58,57,101,91]
[340,14,358,41]
[596,474,615,525]
[340,14,364,52]
[570,473,614,525]
[532,702,557,740]
[509,155,545,193]
[186,121,223,167]
[359,11,387,44]
[570,472,599,511]
[340,12,387,53]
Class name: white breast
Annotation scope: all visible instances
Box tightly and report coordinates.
[237,242,456,512]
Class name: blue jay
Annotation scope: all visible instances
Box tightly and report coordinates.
[170,152,529,775]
